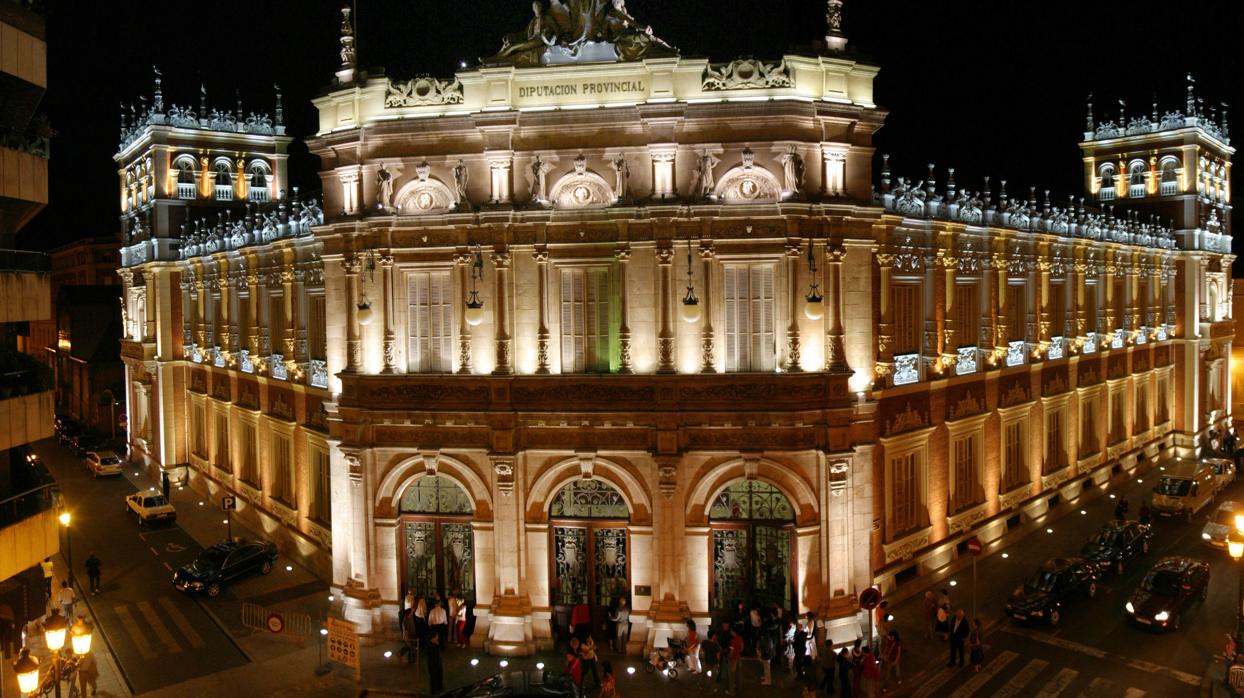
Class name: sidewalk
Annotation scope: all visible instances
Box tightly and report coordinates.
[0,556,131,698]
[881,457,1163,696]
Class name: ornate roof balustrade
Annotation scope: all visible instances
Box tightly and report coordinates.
[118,69,285,151]
[876,168,1177,251]
[178,196,323,261]
[1088,112,1228,145]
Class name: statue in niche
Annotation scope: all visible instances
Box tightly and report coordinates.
[779,146,805,196]
[612,154,630,202]
[376,165,394,211]
[530,155,553,203]
[453,160,470,206]
[694,152,721,199]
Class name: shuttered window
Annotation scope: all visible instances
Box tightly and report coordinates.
[1081,397,1098,455]
[1006,284,1025,341]
[240,422,257,485]
[1003,421,1026,490]
[954,284,978,347]
[192,404,207,458]
[1085,284,1098,332]
[407,271,454,373]
[311,444,331,525]
[1135,383,1148,431]
[1156,376,1169,423]
[890,284,920,354]
[269,294,285,353]
[951,434,979,512]
[723,264,777,372]
[309,294,327,360]
[215,411,230,472]
[1110,392,1126,444]
[271,432,293,503]
[236,294,251,349]
[891,452,920,535]
[1045,409,1065,472]
[560,267,611,373]
[1112,278,1125,329]
[1049,283,1066,337]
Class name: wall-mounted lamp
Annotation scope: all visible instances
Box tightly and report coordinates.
[804,239,824,320]
[465,245,486,326]
[680,237,701,323]
[357,250,376,326]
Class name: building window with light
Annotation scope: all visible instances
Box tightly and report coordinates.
[1159,157,1179,196]
[559,266,612,373]
[887,447,926,538]
[310,442,331,525]
[889,281,921,384]
[248,161,271,202]
[1128,160,1147,198]
[954,283,979,350]
[1098,163,1116,201]
[721,263,777,373]
[949,431,982,513]
[309,294,327,360]
[214,161,234,201]
[176,159,197,199]
[270,430,293,505]
[407,270,454,373]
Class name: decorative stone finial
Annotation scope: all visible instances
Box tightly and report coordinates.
[274,83,283,126]
[1186,73,1196,116]
[235,90,243,122]
[338,4,357,80]
[1223,102,1230,138]
[199,82,207,120]
[1085,92,1094,132]
[825,0,847,51]
[1118,99,1125,127]
[152,66,163,113]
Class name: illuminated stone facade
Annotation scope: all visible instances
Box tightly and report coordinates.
[119,3,1234,656]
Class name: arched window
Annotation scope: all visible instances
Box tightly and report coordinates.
[248,162,270,203]
[550,479,628,519]
[1159,157,1179,195]
[709,480,795,521]
[399,474,474,515]
[1098,164,1116,201]
[213,162,233,201]
[1128,161,1147,198]
[175,159,196,200]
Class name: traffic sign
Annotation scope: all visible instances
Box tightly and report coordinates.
[222,495,237,511]
[966,536,983,556]
[327,617,360,669]
[859,587,882,610]
[266,612,285,634]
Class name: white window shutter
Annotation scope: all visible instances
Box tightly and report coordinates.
[755,265,775,371]
[560,270,576,372]
[589,268,610,371]
[724,267,737,371]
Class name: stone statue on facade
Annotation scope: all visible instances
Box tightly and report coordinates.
[453,159,470,206]
[484,0,676,67]
[376,165,394,211]
[694,152,720,199]
[779,147,805,196]
[612,154,630,202]
[529,155,553,204]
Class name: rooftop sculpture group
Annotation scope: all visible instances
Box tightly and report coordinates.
[485,0,676,67]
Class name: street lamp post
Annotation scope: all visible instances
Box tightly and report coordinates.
[12,648,39,696]
[58,511,72,583]
[1231,515,1244,635]
[42,610,67,698]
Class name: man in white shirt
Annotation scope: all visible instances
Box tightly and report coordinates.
[57,581,75,620]
[427,598,449,647]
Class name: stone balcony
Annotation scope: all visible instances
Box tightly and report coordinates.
[0,389,52,451]
[0,484,58,585]
[0,253,49,322]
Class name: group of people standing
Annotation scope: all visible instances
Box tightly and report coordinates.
[399,590,476,694]
[924,589,984,674]
[560,597,631,697]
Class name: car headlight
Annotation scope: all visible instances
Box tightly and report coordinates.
[1154,611,1169,622]
[1125,601,1135,614]
[1031,610,1043,616]
[1204,532,1213,540]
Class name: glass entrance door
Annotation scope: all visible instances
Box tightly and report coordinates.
[549,479,631,641]
[398,475,476,604]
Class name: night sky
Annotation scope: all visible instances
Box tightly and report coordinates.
[19,0,1240,252]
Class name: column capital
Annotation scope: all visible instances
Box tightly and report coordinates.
[341,258,362,275]
[655,246,675,265]
[533,247,550,263]
[490,250,513,268]
[613,244,632,262]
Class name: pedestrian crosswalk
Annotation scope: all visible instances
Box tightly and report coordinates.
[105,596,206,660]
[913,660,1158,698]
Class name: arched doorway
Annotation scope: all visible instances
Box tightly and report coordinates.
[399,475,476,603]
[708,480,796,615]
[549,479,630,641]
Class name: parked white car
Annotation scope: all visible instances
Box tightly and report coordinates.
[85,451,123,478]
[125,492,177,524]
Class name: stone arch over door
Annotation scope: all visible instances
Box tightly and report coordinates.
[685,457,818,527]
[376,453,493,520]
[526,456,652,525]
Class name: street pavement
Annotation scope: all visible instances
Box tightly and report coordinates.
[884,455,1236,698]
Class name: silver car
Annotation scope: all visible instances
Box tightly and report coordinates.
[1201,500,1244,550]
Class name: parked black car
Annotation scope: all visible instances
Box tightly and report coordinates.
[1125,556,1210,631]
[173,539,278,597]
[56,419,82,445]
[1080,520,1153,575]
[71,431,107,458]
[1005,557,1099,626]
[441,671,576,698]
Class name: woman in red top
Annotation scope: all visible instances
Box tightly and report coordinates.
[727,626,744,696]
[570,601,591,641]
[599,660,619,698]
[565,638,584,688]
[684,619,701,674]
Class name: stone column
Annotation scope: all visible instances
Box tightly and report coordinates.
[219,264,235,354]
[1104,253,1117,333]
[1073,255,1086,343]
[616,245,634,373]
[293,267,309,363]
[492,250,513,375]
[785,242,803,372]
[194,277,207,349]
[940,250,959,371]
[343,257,362,373]
[1037,255,1052,355]
[281,268,296,359]
[340,449,383,634]
[699,243,716,373]
[247,271,260,356]
[534,248,551,374]
[485,454,535,656]
[825,245,848,372]
[380,254,397,373]
[993,252,1009,361]
[455,252,473,374]
[874,252,894,385]
[656,245,676,373]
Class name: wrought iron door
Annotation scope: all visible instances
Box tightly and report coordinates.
[442,522,476,600]
[753,524,792,610]
[712,527,749,612]
[404,521,438,601]
[593,527,628,610]
[553,525,590,605]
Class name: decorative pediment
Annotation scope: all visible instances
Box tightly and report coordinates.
[395,175,457,214]
[702,58,793,91]
[548,168,614,209]
[713,164,781,204]
[385,76,463,108]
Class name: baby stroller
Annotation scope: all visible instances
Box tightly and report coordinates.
[645,638,688,678]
